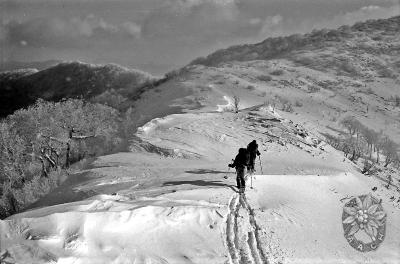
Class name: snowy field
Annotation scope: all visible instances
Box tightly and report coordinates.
[1,108,399,263]
[1,173,399,263]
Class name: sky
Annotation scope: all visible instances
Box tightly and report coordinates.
[1,0,399,75]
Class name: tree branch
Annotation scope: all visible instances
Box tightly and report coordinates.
[43,154,56,167]
[40,134,68,144]
[71,134,95,140]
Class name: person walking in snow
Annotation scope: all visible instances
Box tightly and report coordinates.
[247,140,260,173]
[229,148,250,193]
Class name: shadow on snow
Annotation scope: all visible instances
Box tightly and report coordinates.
[163,179,237,192]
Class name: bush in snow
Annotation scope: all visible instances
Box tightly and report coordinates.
[257,75,272,82]
[246,85,256,91]
[362,159,377,175]
[270,69,284,76]
[295,100,303,107]
[338,59,360,76]
[282,102,294,113]
[308,85,320,93]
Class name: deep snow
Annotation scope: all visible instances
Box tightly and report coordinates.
[1,107,399,264]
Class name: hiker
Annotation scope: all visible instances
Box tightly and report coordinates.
[247,140,260,173]
[229,148,250,193]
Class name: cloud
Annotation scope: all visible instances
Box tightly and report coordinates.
[121,22,142,38]
[2,15,141,48]
[141,0,245,41]
[326,4,400,26]
[4,1,397,48]
[259,15,283,37]
[137,0,400,46]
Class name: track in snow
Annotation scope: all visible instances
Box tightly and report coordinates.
[225,191,268,264]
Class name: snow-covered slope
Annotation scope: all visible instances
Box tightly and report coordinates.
[247,173,400,264]
[1,190,230,264]
[1,16,400,264]
[1,108,399,263]
[129,16,400,142]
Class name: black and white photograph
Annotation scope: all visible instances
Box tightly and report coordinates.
[1,0,400,263]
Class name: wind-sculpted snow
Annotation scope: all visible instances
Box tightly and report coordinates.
[2,104,400,264]
[0,192,229,264]
[133,110,294,161]
[3,173,397,264]
[1,107,400,263]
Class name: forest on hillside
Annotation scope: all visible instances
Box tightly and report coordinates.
[0,98,144,218]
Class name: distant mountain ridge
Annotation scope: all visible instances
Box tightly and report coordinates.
[0,61,157,117]
[0,60,61,72]
[190,16,400,69]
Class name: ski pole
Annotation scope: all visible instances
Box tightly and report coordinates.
[250,172,253,189]
[258,156,263,174]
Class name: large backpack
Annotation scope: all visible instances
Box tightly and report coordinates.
[238,148,250,166]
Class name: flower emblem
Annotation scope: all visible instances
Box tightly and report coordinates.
[342,194,386,252]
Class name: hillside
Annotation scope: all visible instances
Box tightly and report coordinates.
[0,61,157,117]
[190,16,400,70]
[6,16,392,136]
[1,16,400,264]
[153,16,400,142]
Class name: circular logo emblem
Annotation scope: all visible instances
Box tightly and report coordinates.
[342,194,386,252]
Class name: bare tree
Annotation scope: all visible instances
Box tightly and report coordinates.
[233,95,240,113]
[340,116,358,135]
[381,136,399,167]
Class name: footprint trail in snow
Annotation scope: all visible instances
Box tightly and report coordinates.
[225,192,268,264]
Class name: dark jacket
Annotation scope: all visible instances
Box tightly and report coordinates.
[247,140,260,157]
[230,148,250,169]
